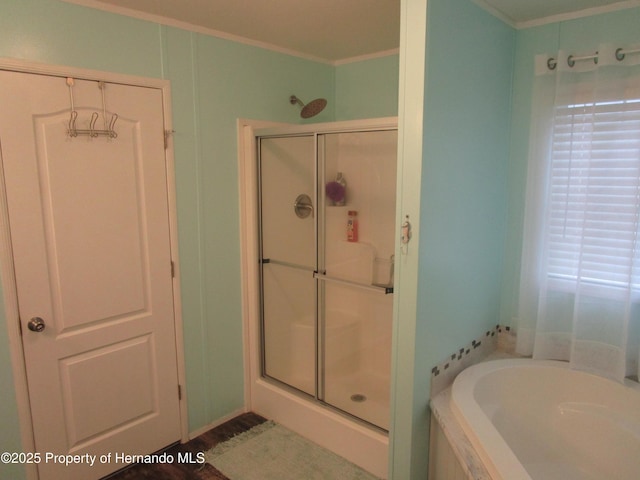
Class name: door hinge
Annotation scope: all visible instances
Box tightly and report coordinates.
[178,384,182,400]
[171,260,175,278]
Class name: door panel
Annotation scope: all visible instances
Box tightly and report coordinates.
[319,130,396,430]
[34,109,149,330]
[262,263,315,395]
[259,136,315,268]
[259,135,316,393]
[0,70,180,480]
[322,283,392,429]
[59,335,156,446]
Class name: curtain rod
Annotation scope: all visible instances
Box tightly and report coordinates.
[546,46,640,71]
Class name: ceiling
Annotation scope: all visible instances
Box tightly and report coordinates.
[64,0,639,63]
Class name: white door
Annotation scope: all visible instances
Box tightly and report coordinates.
[0,70,181,480]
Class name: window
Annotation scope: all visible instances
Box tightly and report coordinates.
[517,47,640,380]
[546,98,640,293]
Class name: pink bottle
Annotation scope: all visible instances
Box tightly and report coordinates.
[347,210,358,242]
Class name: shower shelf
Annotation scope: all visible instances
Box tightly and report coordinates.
[314,272,393,294]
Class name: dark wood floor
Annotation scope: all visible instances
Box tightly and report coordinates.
[103,412,267,480]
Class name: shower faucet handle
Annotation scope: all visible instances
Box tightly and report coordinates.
[294,194,314,219]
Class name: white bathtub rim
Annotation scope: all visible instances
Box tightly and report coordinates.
[451,359,543,480]
[452,359,573,480]
[451,358,640,480]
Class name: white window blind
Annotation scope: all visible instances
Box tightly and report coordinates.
[547,98,640,291]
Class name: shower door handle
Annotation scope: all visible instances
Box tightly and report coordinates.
[314,273,393,294]
[261,258,316,273]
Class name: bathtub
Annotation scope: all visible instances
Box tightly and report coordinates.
[450,359,640,480]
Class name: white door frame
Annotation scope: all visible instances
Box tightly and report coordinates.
[0,58,188,480]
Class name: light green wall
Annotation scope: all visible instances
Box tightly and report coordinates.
[407,0,515,476]
[500,6,640,326]
[335,54,399,120]
[419,0,513,382]
[0,293,22,480]
[0,1,398,479]
[164,30,335,430]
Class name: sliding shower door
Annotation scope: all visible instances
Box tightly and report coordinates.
[258,126,397,430]
[318,131,396,429]
[259,135,316,395]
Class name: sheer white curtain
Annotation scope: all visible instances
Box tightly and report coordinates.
[517,43,640,381]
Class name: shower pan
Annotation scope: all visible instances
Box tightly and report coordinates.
[257,122,397,432]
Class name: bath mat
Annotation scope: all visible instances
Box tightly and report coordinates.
[205,420,381,480]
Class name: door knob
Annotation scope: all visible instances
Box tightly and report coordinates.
[27,317,46,332]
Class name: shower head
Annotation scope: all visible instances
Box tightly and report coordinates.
[290,95,327,119]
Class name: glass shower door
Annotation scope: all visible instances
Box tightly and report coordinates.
[318,130,397,429]
[258,126,397,431]
[259,135,316,395]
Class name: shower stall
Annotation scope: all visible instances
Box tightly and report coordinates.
[241,117,397,476]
